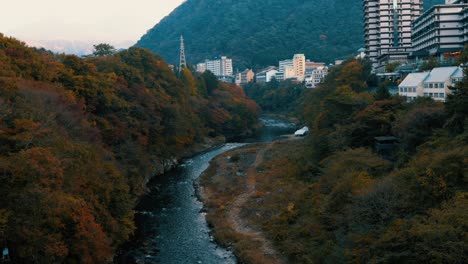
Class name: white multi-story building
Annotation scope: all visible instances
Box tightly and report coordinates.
[305,66,329,88]
[196,63,206,73]
[220,56,233,76]
[256,67,278,83]
[275,67,296,81]
[279,59,293,72]
[398,66,463,102]
[397,72,430,101]
[196,56,233,77]
[363,0,423,69]
[276,55,308,81]
[411,0,468,60]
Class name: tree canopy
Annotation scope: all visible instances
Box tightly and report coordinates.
[92,43,116,57]
[0,33,259,262]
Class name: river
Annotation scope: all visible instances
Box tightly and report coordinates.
[116,117,297,264]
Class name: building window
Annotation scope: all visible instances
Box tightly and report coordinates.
[404,87,408,92]
[429,83,433,88]
[412,88,416,93]
[424,83,428,88]
[424,92,429,96]
[439,93,445,98]
[434,83,438,88]
[439,83,444,88]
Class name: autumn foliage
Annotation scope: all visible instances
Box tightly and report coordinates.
[0,33,258,262]
[221,58,467,263]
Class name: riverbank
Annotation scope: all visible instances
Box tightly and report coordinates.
[115,116,297,263]
[198,136,304,264]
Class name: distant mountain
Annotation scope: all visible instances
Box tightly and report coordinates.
[136,0,444,69]
[24,39,134,56]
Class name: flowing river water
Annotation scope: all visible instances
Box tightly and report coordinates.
[117,117,297,264]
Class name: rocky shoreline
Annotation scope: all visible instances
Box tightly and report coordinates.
[196,141,286,264]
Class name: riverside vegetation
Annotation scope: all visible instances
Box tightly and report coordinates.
[0,34,259,263]
[201,52,468,263]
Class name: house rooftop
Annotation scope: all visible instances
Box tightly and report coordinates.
[451,66,464,79]
[425,66,460,83]
[399,72,429,87]
[257,66,278,74]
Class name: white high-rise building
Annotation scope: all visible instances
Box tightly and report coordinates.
[412,0,468,59]
[363,0,423,68]
[196,56,233,77]
[220,56,233,76]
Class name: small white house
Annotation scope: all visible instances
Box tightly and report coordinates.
[421,66,461,102]
[398,72,429,101]
[398,66,463,102]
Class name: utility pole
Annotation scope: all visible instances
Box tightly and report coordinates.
[179,35,186,73]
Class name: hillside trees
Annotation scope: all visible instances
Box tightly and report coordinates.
[93,43,116,57]
[445,65,468,134]
[0,34,259,262]
[235,58,467,263]
[136,0,444,68]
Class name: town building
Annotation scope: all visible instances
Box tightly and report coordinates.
[293,54,306,81]
[363,0,423,70]
[397,72,430,101]
[398,66,463,101]
[256,67,278,83]
[196,63,206,73]
[275,55,311,82]
[305,61,326,70]
[196,56,233,78]
[275,67,296,81]
[279,59,293,72]
[305,66,329,88]
[356,48,367,59]
[411,0,468,64]
[235,69,255,86]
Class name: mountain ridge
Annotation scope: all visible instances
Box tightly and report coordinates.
[136,0,444,69]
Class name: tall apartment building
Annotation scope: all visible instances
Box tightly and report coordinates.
[220,56,233,76]
[411,0,468,61]
[363,0,423,69]
[293,54,306,81]
[196,56,233,77]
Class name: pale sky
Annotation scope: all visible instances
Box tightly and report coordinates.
[0,0,185,52]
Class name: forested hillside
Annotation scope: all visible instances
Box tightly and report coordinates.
[137,0,443,69]
[202,49,467,263]
[0,34,258,263]
[241,53,467,262]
